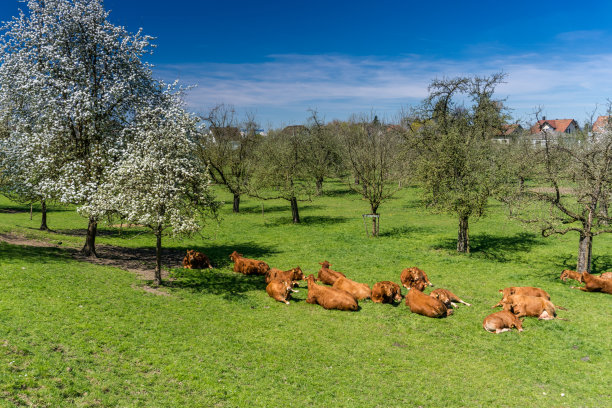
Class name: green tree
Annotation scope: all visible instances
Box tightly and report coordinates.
[408,74,507,252]
[251,125,314,223]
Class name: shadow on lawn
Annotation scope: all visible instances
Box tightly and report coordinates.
[266,215,348,227]
[0,241,70,263]
[432,232,543,262]
[379,225,433,238]
[238,203,323,215]
[169,269,267,300]
[52,228,149,240]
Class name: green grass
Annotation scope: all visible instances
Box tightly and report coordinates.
[0,181,611,407]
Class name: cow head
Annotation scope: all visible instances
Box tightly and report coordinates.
[291,266,305,281]
[319,261,331,269]
[229,251,242,261]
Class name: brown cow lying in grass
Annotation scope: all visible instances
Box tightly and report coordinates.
[305,274,358,311]
[265,266,305,286]
[266,280,294,305]
[333,277,371,300]
[371,281,402,304]
[483,310,523,334]
[229,251,270,276]
[317,261,346,285]
[560,269,582,282]
[492,286,550,308]
[405,287,452,318]
[501,295,566,320]
[430,288,471,308]
[400,267,433,291]
[572,271,612,294]
[182,250,213,269]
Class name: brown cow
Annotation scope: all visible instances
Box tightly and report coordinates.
[371,281,402,304]
[265,266,306,286]
[332,277,372,301]
[492,286,550,308]
[182,250,213,269]
[400,267,433,291]
[483,311,523,334]
[305,275,358,311]
[430,288,471,308]
[229,251,270,276]
[572,271,612,294]
[266,280,294,305]
[405,288,453,318]
[501,295,565,320]
[600,272,612,280]
[317,261,346,285]
[560,269,583,282]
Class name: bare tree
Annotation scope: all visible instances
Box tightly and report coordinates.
[196,104,262,213]
[304,110,343,195]
[336,114,406,236]
[507,116,612,273]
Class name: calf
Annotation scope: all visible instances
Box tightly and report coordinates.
[182,250,213,269]
[400,267,433,291]
[492,286,550,308]
[266,280,294,305]
[430,288,471,308]
[229,251,270,276]
[317,261,346,285]
[332,277,372,301]
[501,295,565,320]
[405,287,453,318]
[265,266,305,286]
[305,275,358,311]
[573,271,612,294]
[371,281,402,304]
[483,311,523,334]
[560,269,582,282]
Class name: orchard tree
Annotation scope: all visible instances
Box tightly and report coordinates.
[304,110,343,195]
[506,124,612,273]
[408,74,507,252]
[336,115,406,236]
[87,91,218,285]
[0,0,159,256]
[251,125,314,223]
[196,104,262,213]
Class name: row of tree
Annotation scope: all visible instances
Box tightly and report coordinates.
[1,1,611,278]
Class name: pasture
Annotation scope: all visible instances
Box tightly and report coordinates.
[0,182,611,407]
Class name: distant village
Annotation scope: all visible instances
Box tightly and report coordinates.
[493,115,611,145]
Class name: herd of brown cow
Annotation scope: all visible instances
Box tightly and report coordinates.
[182,250,612,334]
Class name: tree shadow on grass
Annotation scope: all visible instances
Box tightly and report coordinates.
[52,228,150,240]
[266,215,349,227]
[168,268,266,301]
[379,225,434,238]
[432,232,543,262]
[0,241,70,264]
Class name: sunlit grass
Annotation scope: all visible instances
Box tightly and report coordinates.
[0,181,610,407]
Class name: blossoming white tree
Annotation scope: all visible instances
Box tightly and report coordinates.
[0,0,158,255]
[89,91,218,285]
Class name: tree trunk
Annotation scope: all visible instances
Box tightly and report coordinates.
[232,193,240,213]
[315,177,324,196]
[290,197,300,224]
[81,217,98,257]
[39,199,49,231]
[518,176,525,192]
[457,215,470,253]
[154,228,163,286]
[599,198,609,226]
[577,232,592,273]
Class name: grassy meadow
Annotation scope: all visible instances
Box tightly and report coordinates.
[0,181,611,407]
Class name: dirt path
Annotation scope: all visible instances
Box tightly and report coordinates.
[0,232,185,295]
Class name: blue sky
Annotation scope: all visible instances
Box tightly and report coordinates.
[2,0,612,128]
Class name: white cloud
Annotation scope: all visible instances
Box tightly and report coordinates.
[154,52,612,127]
